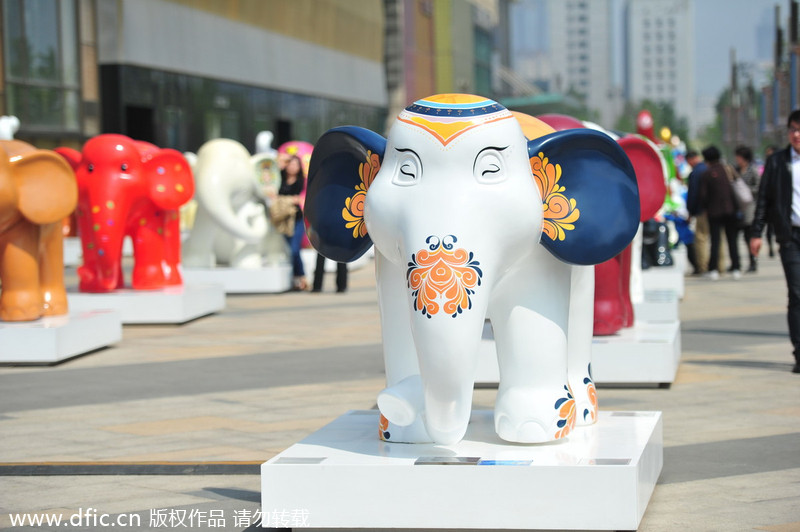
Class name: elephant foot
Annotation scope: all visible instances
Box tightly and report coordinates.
[132,264,166,290]
[594,299,624,336]
[377,375,424,427]
[0,291,44,322]
[163,265,183,286]
[378,413,432,443]
[569,372,598,426]
[77,266,115,292]
[622,298,635,329]
[41,287,69,316]
[494,384,577,443]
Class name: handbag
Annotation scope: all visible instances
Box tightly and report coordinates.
[269,195,296,237]
[724,164,753,209]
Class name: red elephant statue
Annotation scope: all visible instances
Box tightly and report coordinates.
[536,115,666,336]
[56,134,194,292]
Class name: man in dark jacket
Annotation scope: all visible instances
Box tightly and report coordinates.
[686,150,708,274]
[751,109,800,373]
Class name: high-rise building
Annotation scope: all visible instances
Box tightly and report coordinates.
[624,0,695,134]
[509,0,621,128]
[549,0,617,126]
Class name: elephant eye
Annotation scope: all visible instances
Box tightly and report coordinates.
[473,147,507,184]
[87,164,94,173]
[120,163,129,171]
[392,148,422,186]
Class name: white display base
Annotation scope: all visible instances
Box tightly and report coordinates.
[63,237,82,267]
[0,310,122,364]
[642,262,684,299]
[182,265,292,294]
[67,284,225,324]
[634,289,679,322]
[672,245,688,274]
[475,320,681,386]
[591,320,681,385]
[261,409,662,531]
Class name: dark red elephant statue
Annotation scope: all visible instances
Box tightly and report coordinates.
[536,115,666,335]
[56,134,194,292]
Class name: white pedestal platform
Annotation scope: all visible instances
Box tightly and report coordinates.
[633,289,680,322]
[67,284,225,324]
[261,409,663,531]
[0,310,122,364]
[641,263,684,299]
[475,320,681,386]
[183,265,292,294]
[63,237,82,267]
[591,321,682,385]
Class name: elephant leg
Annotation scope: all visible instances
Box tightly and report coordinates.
[567,264,597,426]
[594,254,625,335]
[374,251,431,443]
[491,263,574,443]
[0,227,44,321]
[182,208,218,268]
[162,211,183,285]
[620,244,634,328]
[130,221,167,290]
[38,222,68,316]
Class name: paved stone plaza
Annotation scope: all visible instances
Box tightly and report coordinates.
[0,248,799,531]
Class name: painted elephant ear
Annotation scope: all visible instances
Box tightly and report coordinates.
[528,129,640,265]
[305,126,386,263]
[12,149,78,225]
[144,149,195,210]
[618,135,667,221]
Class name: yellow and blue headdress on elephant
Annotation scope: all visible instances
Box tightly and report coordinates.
[305,96,639,266]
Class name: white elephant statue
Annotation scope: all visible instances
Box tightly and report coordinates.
[182,138,287,268]
[306,94,640,445]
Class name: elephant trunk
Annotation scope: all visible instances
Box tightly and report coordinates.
[402,233,493,444]
[194,142,268,244]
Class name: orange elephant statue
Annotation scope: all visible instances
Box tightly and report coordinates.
[0,140,78,321]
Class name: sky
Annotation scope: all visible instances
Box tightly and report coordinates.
[691,0,775,101]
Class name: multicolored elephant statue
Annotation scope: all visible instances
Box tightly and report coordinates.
[56,134,194,292]
[0,140,77,321]
[305,94,640,445]
[536,114,666,336]
[182,138,287,268]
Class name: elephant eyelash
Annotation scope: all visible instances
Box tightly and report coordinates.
[482,164,500,176]
[399,165,416,179]
[393,148,422,186]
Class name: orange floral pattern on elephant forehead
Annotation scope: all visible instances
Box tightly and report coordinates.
[406,235,483,319]
[531,152,581,241]
[397,95,514,147]
[342,150,381,238]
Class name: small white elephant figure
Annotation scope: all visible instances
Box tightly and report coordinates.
[306,94,640,445]
[0,116,20,140]
[182,138,287,268]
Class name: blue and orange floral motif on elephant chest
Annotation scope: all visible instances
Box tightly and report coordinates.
[406,235,483,319]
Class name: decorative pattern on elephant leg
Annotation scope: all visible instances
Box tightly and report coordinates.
[530,152,581,241]
[378,414,390,441]
[583,372,598,424]
[406,235,483,318]
[342,150,381,238]
[553,384,577,439]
